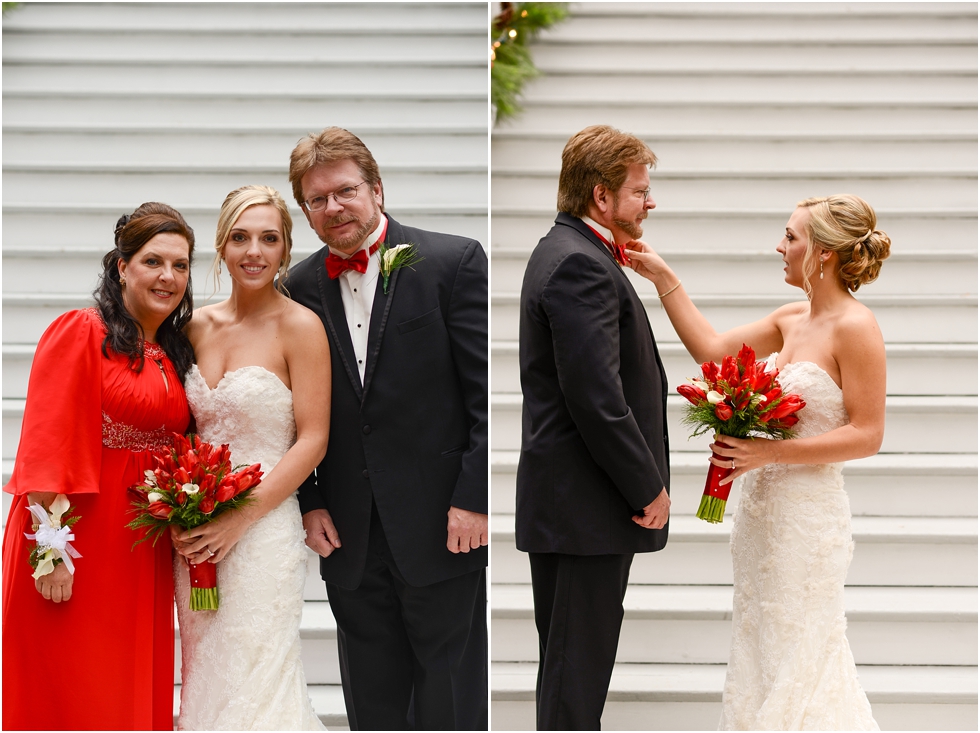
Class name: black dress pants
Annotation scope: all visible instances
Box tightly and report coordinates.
[326,505,488,731]
[528,552,634,731]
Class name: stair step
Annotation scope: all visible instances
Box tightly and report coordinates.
[490,248,978,297]
[490,514,978,586]
[491,662,978,731]
[490,340,979,397]
[3,1,485,32]
[2,129,488,168]
[491,292,979,344]
[492,169,978,211]
[493,132,978,172]
[3,92,488,131]
[489,392,979,454]
[520,71,977,105]
[530,42,977,75]
[490,209,979,255]
[3,59,484,96]
[1,206,486,254]
[497,101,980,136]
[3,166,487,209]
[4,30,483,64]
[490,450,979,518]
[491,584,977,665]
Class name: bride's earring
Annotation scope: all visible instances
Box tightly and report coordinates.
[819,258,824,279]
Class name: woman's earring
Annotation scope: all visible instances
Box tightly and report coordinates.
[819,258,824,279]
[120,276,126,286]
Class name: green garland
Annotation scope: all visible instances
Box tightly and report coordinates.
[491,2,568,123]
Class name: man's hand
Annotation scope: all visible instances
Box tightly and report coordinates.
[633,488,670,530]
[303,509,342,558]
[35,562,73,603]
[447,506,488,554]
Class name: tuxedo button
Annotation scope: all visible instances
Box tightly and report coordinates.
[362,425,371,434]
[362,470,369,479]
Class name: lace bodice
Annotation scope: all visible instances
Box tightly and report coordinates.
[775,361,848,441]
[184,365,297,472]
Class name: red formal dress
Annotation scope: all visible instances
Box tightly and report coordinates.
[3,308,189,731]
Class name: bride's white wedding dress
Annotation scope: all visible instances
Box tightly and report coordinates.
[174,365,323,730]
[719,360,878,731]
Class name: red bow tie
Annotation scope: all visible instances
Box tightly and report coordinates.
[585,225,629,267]
[325,243,380,279]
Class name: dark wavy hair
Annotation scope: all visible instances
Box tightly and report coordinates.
[94,202,196,377]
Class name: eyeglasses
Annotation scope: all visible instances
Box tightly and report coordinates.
[632,188,653,201]
[302,181,368,212]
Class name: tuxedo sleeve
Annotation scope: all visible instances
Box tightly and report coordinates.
[542,252,665,510]
[297,471,325,515]
[445,240,489,514]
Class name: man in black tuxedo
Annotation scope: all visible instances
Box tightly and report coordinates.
[517,125,671,730]
[286,127,488,730]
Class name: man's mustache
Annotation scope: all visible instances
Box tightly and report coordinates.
[325,215,358,228]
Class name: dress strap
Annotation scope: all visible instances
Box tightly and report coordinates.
[102,411,172,452]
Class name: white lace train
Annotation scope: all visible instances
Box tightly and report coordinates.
[719,361,878,731]
[174,365,323,730]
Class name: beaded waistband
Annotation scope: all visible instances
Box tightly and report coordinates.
[102,411,172,452]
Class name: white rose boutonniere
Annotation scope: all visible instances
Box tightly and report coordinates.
[377,242,423,294]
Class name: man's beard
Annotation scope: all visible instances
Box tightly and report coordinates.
[318,210,380,252]
[613,217,644,240]
[612,195,645,240]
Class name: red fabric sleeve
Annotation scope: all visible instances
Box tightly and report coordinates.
[4,309,104,496]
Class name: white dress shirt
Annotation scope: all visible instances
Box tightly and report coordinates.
[327,218,387,384]
[580,215,615,247]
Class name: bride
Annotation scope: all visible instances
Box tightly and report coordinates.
[626,194,890,730]
[172,185,330,730]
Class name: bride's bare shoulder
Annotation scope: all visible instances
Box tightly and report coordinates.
[279,298,327,342]
[185,303,222,343]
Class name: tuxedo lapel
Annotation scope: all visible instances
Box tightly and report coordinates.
[362,215,400,403]
[315,260,364,400]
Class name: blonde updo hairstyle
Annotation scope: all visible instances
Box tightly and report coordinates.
[797,194,891,295]
[213,185,294,295]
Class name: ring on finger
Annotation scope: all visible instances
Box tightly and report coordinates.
[206,547,215,557]
[731,459,736,470]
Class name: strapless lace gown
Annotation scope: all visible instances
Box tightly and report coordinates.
[174,365,323,730]
[719,361,878,731]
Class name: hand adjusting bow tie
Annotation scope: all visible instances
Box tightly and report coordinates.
[325,243,380,279]
[585,225,630,267]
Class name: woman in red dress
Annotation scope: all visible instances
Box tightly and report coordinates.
[3,202,196,730]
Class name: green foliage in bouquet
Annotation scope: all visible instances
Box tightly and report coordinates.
[491,2,569,122]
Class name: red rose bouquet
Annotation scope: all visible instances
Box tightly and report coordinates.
[678,344,806,523]
[127,433,263,610]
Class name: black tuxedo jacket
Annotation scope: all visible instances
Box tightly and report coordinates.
[516,212,670,555]
[290,214,488,589]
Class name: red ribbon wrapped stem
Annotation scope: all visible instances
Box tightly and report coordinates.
[704,451,735,502]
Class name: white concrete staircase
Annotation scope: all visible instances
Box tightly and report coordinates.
[2,3,487,728]
[490,3,977,730]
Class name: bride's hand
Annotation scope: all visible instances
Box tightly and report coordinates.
[622,239,669,282]
[174,510,254,565]
[710,434,778,485]
[170,525,189,567]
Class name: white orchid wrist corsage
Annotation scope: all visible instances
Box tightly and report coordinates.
[25,494,82,579]
[377,242,423,294]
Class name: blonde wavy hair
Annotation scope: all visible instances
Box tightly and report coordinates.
[211,185,294,296]
[796,194,891,296]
